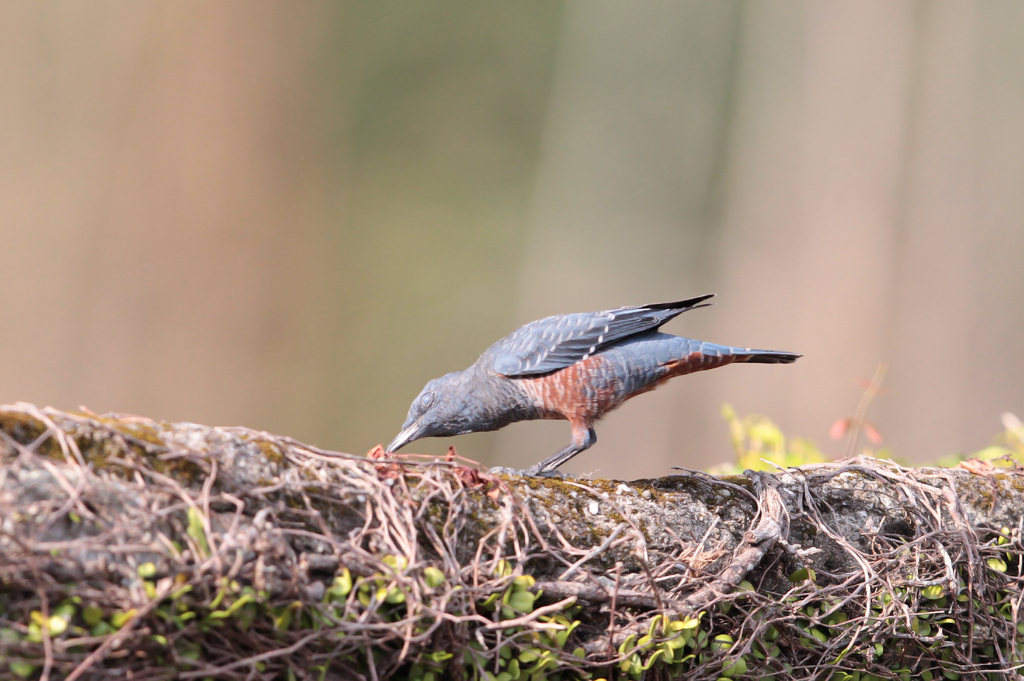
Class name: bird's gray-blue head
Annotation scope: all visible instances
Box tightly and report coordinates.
[386,371,477,453]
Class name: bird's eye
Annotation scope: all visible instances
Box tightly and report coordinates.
[419,392,434,409]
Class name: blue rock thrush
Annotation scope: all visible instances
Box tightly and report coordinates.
[386,295,800,475]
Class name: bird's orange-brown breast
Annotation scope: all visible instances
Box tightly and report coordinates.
[516,355,623,423]
[515,350,740,424]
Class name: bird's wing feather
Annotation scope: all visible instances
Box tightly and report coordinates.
[488,294,714,377]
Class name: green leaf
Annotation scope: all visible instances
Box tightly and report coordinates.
[137,562,157,578]
[647,615,666,637]
[208,593,254,619]
[48,615,68,636]
[721,656,747,678]
[789,568,816,583]
[825,611,848,626]
[110,609,137,629]
[911,617,931,636]
[91,621,115,637]
[673,613,703,630]
[10,662,35,678]
[987,557,1008,573]
[639,649,665,671]
[617,634,637,656]
[712,634,734,652]
[513,575,536,590]
[922,585,944,600]
[330,568,353,598]
[423,567,446,588]
[506,590,535,613]
[665,632,688,650]
[171,584,193,600]
[53,601,76,620]
[186,507,209,559]
[209,585,227,610]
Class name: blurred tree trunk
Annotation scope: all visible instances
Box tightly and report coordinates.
[0,2,335,433]
[1,1,1023,482]
[504,0,1024,479]
[305,1,564,459]
[710,1,1024,464]
[707,1,919,460]
[495,0,744,477]
[0,2,564,461]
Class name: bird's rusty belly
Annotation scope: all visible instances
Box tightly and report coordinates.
[514,348,734,424]
[515,355,631,423]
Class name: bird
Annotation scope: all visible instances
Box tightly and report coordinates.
[386,295,800,476]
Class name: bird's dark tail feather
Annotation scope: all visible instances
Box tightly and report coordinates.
[742,350,802,364]
[641,294,716,328]
[644,293,715,313]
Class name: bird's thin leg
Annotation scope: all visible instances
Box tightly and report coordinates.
[525,425,596,476]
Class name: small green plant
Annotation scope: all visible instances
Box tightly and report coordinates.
[936,412,1024,468]
[711,404,829,474]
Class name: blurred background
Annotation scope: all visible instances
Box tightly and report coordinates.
[2,1,1022,479]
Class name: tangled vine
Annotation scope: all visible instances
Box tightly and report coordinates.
[1,403,1023,680]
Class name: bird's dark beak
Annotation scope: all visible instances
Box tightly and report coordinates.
[386,421,422,453]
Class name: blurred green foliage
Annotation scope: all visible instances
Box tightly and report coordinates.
[709,404,829,474]
[710,405,1024,473]
[935,412,1024,468]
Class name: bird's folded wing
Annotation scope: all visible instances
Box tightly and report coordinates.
[489,295,714,377]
